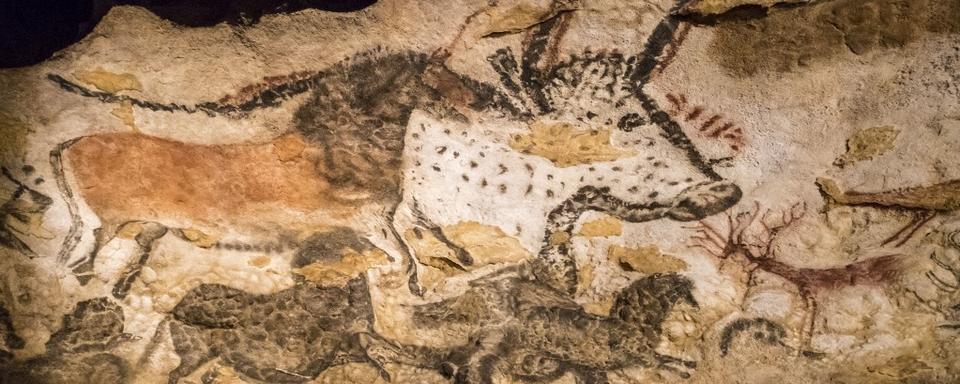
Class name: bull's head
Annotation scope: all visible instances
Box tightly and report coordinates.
[442,7,742,223]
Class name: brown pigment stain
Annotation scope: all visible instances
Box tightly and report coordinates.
[710,0,960,77]
[248,255,271,268]
[66,132,357,232]
[818,177,960,211]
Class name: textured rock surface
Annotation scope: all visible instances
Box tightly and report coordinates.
[1,0,959,383]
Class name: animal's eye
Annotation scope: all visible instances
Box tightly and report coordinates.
[948,230,960,249]
[617,113,645,132]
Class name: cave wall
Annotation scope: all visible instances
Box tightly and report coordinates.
[1,0,959,383]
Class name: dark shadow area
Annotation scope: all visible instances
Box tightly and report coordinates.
[0,0,378,68]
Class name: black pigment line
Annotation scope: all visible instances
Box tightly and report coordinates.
[630,0,694,87]
[637,91,722,181]
[535,186,673,294]
[50,138,84,264]
[47,70,328,117]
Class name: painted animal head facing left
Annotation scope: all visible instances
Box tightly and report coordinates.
[1,166,54,257]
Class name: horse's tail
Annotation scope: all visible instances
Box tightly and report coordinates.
[49,137,84,264]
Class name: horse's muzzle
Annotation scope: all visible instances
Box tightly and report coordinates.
[667,181,742,221]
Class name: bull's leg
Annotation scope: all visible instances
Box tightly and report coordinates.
[69,224,117,285]
[113,221,168,298]
[409,201,473,267]
[383,201,427,296]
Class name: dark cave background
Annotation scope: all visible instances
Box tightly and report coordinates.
[0,0,378,68]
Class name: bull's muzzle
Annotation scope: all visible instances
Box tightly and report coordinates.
[667,181,742,221]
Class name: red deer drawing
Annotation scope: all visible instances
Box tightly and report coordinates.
[688,202,905,351]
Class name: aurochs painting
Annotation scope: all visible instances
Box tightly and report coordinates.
[1,0,960,383]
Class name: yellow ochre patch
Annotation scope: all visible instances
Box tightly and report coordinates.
[292,248,390,286]
[509,122,635,167]
[835,126,899,167]
[577,215,623,237]
[73,67,142,93]
[405,221,531,270]
[608,245,687,274]
[179,228,219,248]
[111,100,136,130]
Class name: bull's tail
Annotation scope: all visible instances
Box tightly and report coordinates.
[49,138,83,265]
[46,71,325,118]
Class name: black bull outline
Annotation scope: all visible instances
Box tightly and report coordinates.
[45,0,740,298]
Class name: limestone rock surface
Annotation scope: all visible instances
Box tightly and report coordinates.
[1,0,959,383]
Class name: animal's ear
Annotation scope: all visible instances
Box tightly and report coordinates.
[519,8,575,79]
[518,10,574,114]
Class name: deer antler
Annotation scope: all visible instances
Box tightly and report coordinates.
[687,214,729,258]
[688,201,807,263]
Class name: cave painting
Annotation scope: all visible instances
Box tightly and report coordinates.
[47,0,739,302]
[4,0,957,382]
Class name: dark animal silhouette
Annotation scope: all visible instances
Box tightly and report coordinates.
[163,276,396,384]
[149,228,419,383]
[375,266,700,383]
[0,298,133,384]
